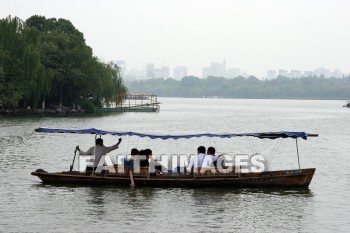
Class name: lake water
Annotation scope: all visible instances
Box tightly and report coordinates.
[0,98,349,232]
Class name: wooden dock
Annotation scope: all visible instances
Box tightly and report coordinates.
[96,94,160,113]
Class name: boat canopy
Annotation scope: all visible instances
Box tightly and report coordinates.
[34,127,309,140]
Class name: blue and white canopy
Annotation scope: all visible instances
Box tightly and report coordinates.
[34,127,310,140]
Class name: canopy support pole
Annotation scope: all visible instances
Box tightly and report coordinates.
[92,134,97,176]
[296,138,301,170]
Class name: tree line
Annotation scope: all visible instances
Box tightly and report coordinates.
[127,75,350,99]
[0,15,127,112]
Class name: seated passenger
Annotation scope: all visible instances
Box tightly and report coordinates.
[139,149,149,167]
[186,146,206,173]
[206,147,218,167]
[208,147,226,172]
[145,149,155,162]
[121,157,129,167]
[145,149,163,175]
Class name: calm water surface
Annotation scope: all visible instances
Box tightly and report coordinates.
[0,98,349,232]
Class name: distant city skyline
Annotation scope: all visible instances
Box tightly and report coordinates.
[2,0,349,78]
[117,59,348,81]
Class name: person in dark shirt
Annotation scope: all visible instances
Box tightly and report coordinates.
[139,148,156,167]
[139,149,149,167]
[207,147,218,167]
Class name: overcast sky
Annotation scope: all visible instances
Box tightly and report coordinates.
[1,0,349,78]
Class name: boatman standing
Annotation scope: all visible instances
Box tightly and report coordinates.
[76,138,122,172]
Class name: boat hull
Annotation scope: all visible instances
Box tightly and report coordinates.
[31,168,315,188]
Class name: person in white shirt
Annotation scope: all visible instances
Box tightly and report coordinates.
[76,137,122,171]
[186,146,206,173]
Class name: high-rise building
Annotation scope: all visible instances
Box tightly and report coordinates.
[153,66,169,79]
[226,68,241,78]
[202,67,211,79]
[314,66,329,78]
[162,66,170,79]
[173,66,188,80]
[331,69,343,78]
[146,63,155,78]
[146,64,170,79]
[267,70,277,80]
[202,61,226,78]
[290,70,302,78]
[303,71,313,77]
[278,69,288,77]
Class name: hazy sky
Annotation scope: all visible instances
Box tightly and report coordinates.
[1,0,349,77]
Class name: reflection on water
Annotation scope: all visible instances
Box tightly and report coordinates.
[21,184,315,232]
[1,98,350,232]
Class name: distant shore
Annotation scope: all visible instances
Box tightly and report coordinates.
[0,106,85,117]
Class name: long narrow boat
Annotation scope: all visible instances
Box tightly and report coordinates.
[31,168,315,187]
[31,128,317,188]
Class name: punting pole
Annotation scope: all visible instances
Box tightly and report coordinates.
[296,138,300,170]
[70,149,77,172]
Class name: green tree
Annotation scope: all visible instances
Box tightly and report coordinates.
[0,16,51,109]
[26,15,128,109]
[0,16,25,108]
[21,27,52,109]
[1,15,128,111]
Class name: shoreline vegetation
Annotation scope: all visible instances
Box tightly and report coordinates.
[0,105,85,117]
[127,75,350,100]
[0,15,127,116]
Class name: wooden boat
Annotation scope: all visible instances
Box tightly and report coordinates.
[31,168,315,187]
[31,128,318,188]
